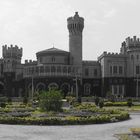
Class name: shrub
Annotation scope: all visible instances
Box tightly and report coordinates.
[65,96,75,105]
[95,96,100,106]
[23,96,28,104]
[127,98,133,107]
[0,102,6,108]
[39,89,63,112]
[104,101,128,106]
[7,97,12,104]
[99,100,104,108]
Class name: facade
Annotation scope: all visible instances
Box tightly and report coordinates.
[0,12,139,98]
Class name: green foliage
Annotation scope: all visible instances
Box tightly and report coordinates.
[39,89,63,112]
[127,98,133,107]
[0,102,6,108]
[104,101,128,106]
[0,111,129,125]
[65,96,75,105]
[99,100,104,108]
[94,96,100,106]
[106,91,116,102]
[7,97,12,103]
[23,96,28,104]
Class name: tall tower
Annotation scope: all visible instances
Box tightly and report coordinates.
[2,44,22,72]
[67,12,84,66]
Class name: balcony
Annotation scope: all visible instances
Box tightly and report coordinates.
[23,64,82,78]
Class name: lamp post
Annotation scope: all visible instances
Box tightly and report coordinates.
[31,74,34,102]
[134,76,140,98]
[72,71,82,102]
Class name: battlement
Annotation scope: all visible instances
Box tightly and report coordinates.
[24,59,37,65]
[98,51,127,60]
[82,60,100,66]
[125,36,140,47]
[67,12,84,34]
[2,44,22,59]
[67,12,84,24]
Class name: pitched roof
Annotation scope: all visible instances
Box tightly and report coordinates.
[36,47,69,55]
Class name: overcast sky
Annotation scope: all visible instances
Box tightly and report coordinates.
[0,0,140,62]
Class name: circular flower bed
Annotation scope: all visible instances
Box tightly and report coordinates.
[0,103,130,125]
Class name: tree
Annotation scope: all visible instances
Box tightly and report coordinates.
[39,89,63,111]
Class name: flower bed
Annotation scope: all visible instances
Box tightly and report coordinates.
[0,103,129,125]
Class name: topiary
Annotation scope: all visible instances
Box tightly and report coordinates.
[95,96,100,106]
[127,98,133,107]
[99,100,104,108]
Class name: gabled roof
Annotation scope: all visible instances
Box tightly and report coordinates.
[36,47,69,56]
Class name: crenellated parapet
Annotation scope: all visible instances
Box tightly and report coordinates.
[24,60,37,65]
[82,60,100,66]
[125,36,140,47]
[98,51,127,60]
[2,44,22,59]
[67,12,84,35]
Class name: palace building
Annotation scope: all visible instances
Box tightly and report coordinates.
[0,12,139,98]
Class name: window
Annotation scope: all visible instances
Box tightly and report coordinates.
[94,69,97,76]
[119,66,123,74]
[114,86,117,94]
[85,68,89,76]
[52,56,55,62]
[45,66,50,73]
[137,55,139,60]
[113,66,117,74]
[136,65,140,74]
[39,57,42,63]
[40,66,44,73]
[84,83,91,95]
[119,86,122,94]
[131,55,134,60]
[110,66,112,74]
[51,66,56,73]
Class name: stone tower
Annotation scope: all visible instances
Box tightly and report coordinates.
[2,44,23,96]
[67,12,84,66]
[2,44,22,72]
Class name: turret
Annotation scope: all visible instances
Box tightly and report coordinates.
[67,12,84,66]
[2,44,22,72]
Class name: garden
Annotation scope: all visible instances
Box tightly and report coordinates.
[0,89,133,125]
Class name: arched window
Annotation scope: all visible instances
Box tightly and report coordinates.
[48,83,58,90]
[36,83,46,91]
[84,83,91,95]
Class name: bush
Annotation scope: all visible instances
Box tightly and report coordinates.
[39,89,63,112]
[127,98,133,107]
[99,100,104,108]
[95,96,100,106]
[65,96,75,105]
[23,96,28,104]
[7,97,12,104]
[104,101,128,106]
[0,102,6,108]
